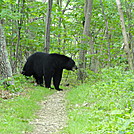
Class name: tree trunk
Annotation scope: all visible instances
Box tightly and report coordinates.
[57,0,62,47]
[0,24,14,85]
[14,0,25,73]
[56,0,71,49]
[44,0,53,53]
[78,0,93,81]
[100,0,111,67]
[116,0,134,70]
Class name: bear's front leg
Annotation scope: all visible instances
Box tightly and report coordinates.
[53,69,63,91]
[33,75,43,86]
[44,75,52,89]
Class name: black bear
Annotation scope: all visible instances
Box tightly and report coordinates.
[22,52,77,91]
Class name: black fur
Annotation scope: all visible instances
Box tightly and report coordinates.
[22,52,77,91]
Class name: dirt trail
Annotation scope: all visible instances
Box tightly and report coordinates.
[29,90,67,134]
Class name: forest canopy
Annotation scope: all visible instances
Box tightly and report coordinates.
[0,0,134,80]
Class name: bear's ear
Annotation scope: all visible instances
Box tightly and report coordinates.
[72,65,78,71]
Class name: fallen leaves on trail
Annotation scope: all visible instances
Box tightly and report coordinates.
[0,90,21,99]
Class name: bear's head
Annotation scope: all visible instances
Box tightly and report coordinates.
[21,70,32,76]
[21,67,33,76]
[65,58,78,71]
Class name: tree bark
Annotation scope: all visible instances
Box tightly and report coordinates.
[0,23,14,85]
[78,0,93,81]
[44,0,53,53]
[100,0,111,67]
[56,0,71,48]
[116,0,134,70]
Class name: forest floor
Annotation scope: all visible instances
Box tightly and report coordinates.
[28,90,67,134]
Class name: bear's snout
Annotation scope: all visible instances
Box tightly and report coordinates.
[72,65,78,71]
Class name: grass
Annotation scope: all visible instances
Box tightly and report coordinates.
[0,68,134,134]
[64,67,134,134]
[0,75,54,134]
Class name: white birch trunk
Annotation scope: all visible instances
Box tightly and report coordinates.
[0,24,14,85]
[116,0,134,70]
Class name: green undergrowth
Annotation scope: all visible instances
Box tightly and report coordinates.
[64,67,134,134]
[0,75,54,134]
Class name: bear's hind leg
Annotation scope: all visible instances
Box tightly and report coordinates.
[53,70,63,91]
